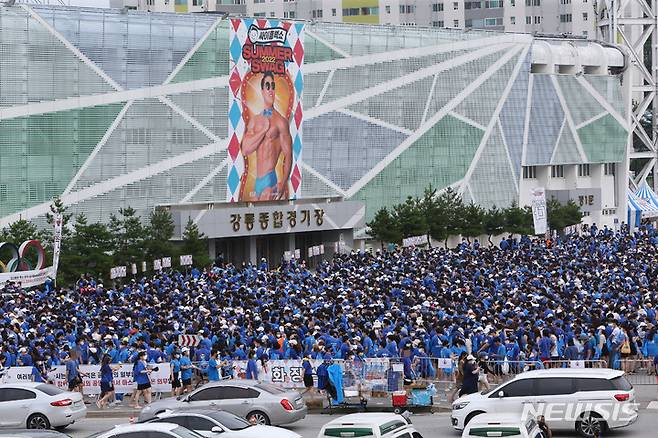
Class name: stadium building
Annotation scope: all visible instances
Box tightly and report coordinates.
[0,4,630,263]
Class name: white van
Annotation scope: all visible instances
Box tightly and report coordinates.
[318,413,424,438]
[451,368,637,438]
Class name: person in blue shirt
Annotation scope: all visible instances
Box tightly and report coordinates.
[17,348,33,367]
[170,352,182,397]
[207,350,221,382]
[97,354,120,409]
[179,348,196,394]
[301,357,314,394]
[245,351,258,380]
[66,350,83,394]
[31,360,49,384]
[130,351,152,409]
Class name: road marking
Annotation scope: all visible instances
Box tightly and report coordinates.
[647,401,658,410]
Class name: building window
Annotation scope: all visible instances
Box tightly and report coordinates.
[510,0,515,5]
[525,0,540,5]
[523,166,537,179]
[432,3,444,12]
[432,20,445,27]
[602,208,616,215]
[485,0,503,7]
[453,2,459,10]
[604,163,616,176]
[560,14,572,23]
[526,15,531,24]
[453,19,459,27]
[578,164,590,177]
[510,16,516,24]
[485,17,503,26]
[332,8,336,16]
[583,12,588,21]
[253,12,265,17]
[386,5,391,13]
[560,0,571,3]
[551,165,564,178]
[270,12,275,17]
[534,15,542,24]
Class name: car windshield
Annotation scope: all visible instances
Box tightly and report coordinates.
[173,426,206,438]
[35,384,64,396]
[206,411,252,430]
[254,383,286,394]
[482,381,505,395]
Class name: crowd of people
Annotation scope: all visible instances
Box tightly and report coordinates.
[1,224,658,402]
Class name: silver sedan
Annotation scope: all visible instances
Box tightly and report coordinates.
[139,381,307,426]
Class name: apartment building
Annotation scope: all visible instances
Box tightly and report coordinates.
[246,0,595,37]
[109,1,596,38]
[109,0,247,15]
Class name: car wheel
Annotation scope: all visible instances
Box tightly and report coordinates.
[247,411,270,425]
[27,414,51,430]
[576,412,606,438]
[464,411,485,427]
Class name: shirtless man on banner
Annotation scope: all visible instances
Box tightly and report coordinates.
[241,71,293,201]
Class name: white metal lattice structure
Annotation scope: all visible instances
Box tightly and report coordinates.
[0,5,630,230]
[597,0,658,191]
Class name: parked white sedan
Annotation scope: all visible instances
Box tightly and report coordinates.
[0,382,86,430]
[147,410,302,438]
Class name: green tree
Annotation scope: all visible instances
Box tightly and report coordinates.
[436,187,465,246]
[503,202,533,235]
[109,207,145,266]
[145,207,177,261]
[0,219,43,244]
[59,213,113,285]
[461,203,485,241]
[483,206,505,246]
[547,198,582,232]
[392,196,427,239]
[367,207,402,246]
[181,217,211,268]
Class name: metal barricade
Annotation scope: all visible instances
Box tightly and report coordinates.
[620,358,657,385]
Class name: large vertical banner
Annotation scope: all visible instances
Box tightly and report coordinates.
[227,19,304,202]
[530,187,548,235]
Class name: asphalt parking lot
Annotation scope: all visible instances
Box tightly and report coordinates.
[64,409,658,438]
